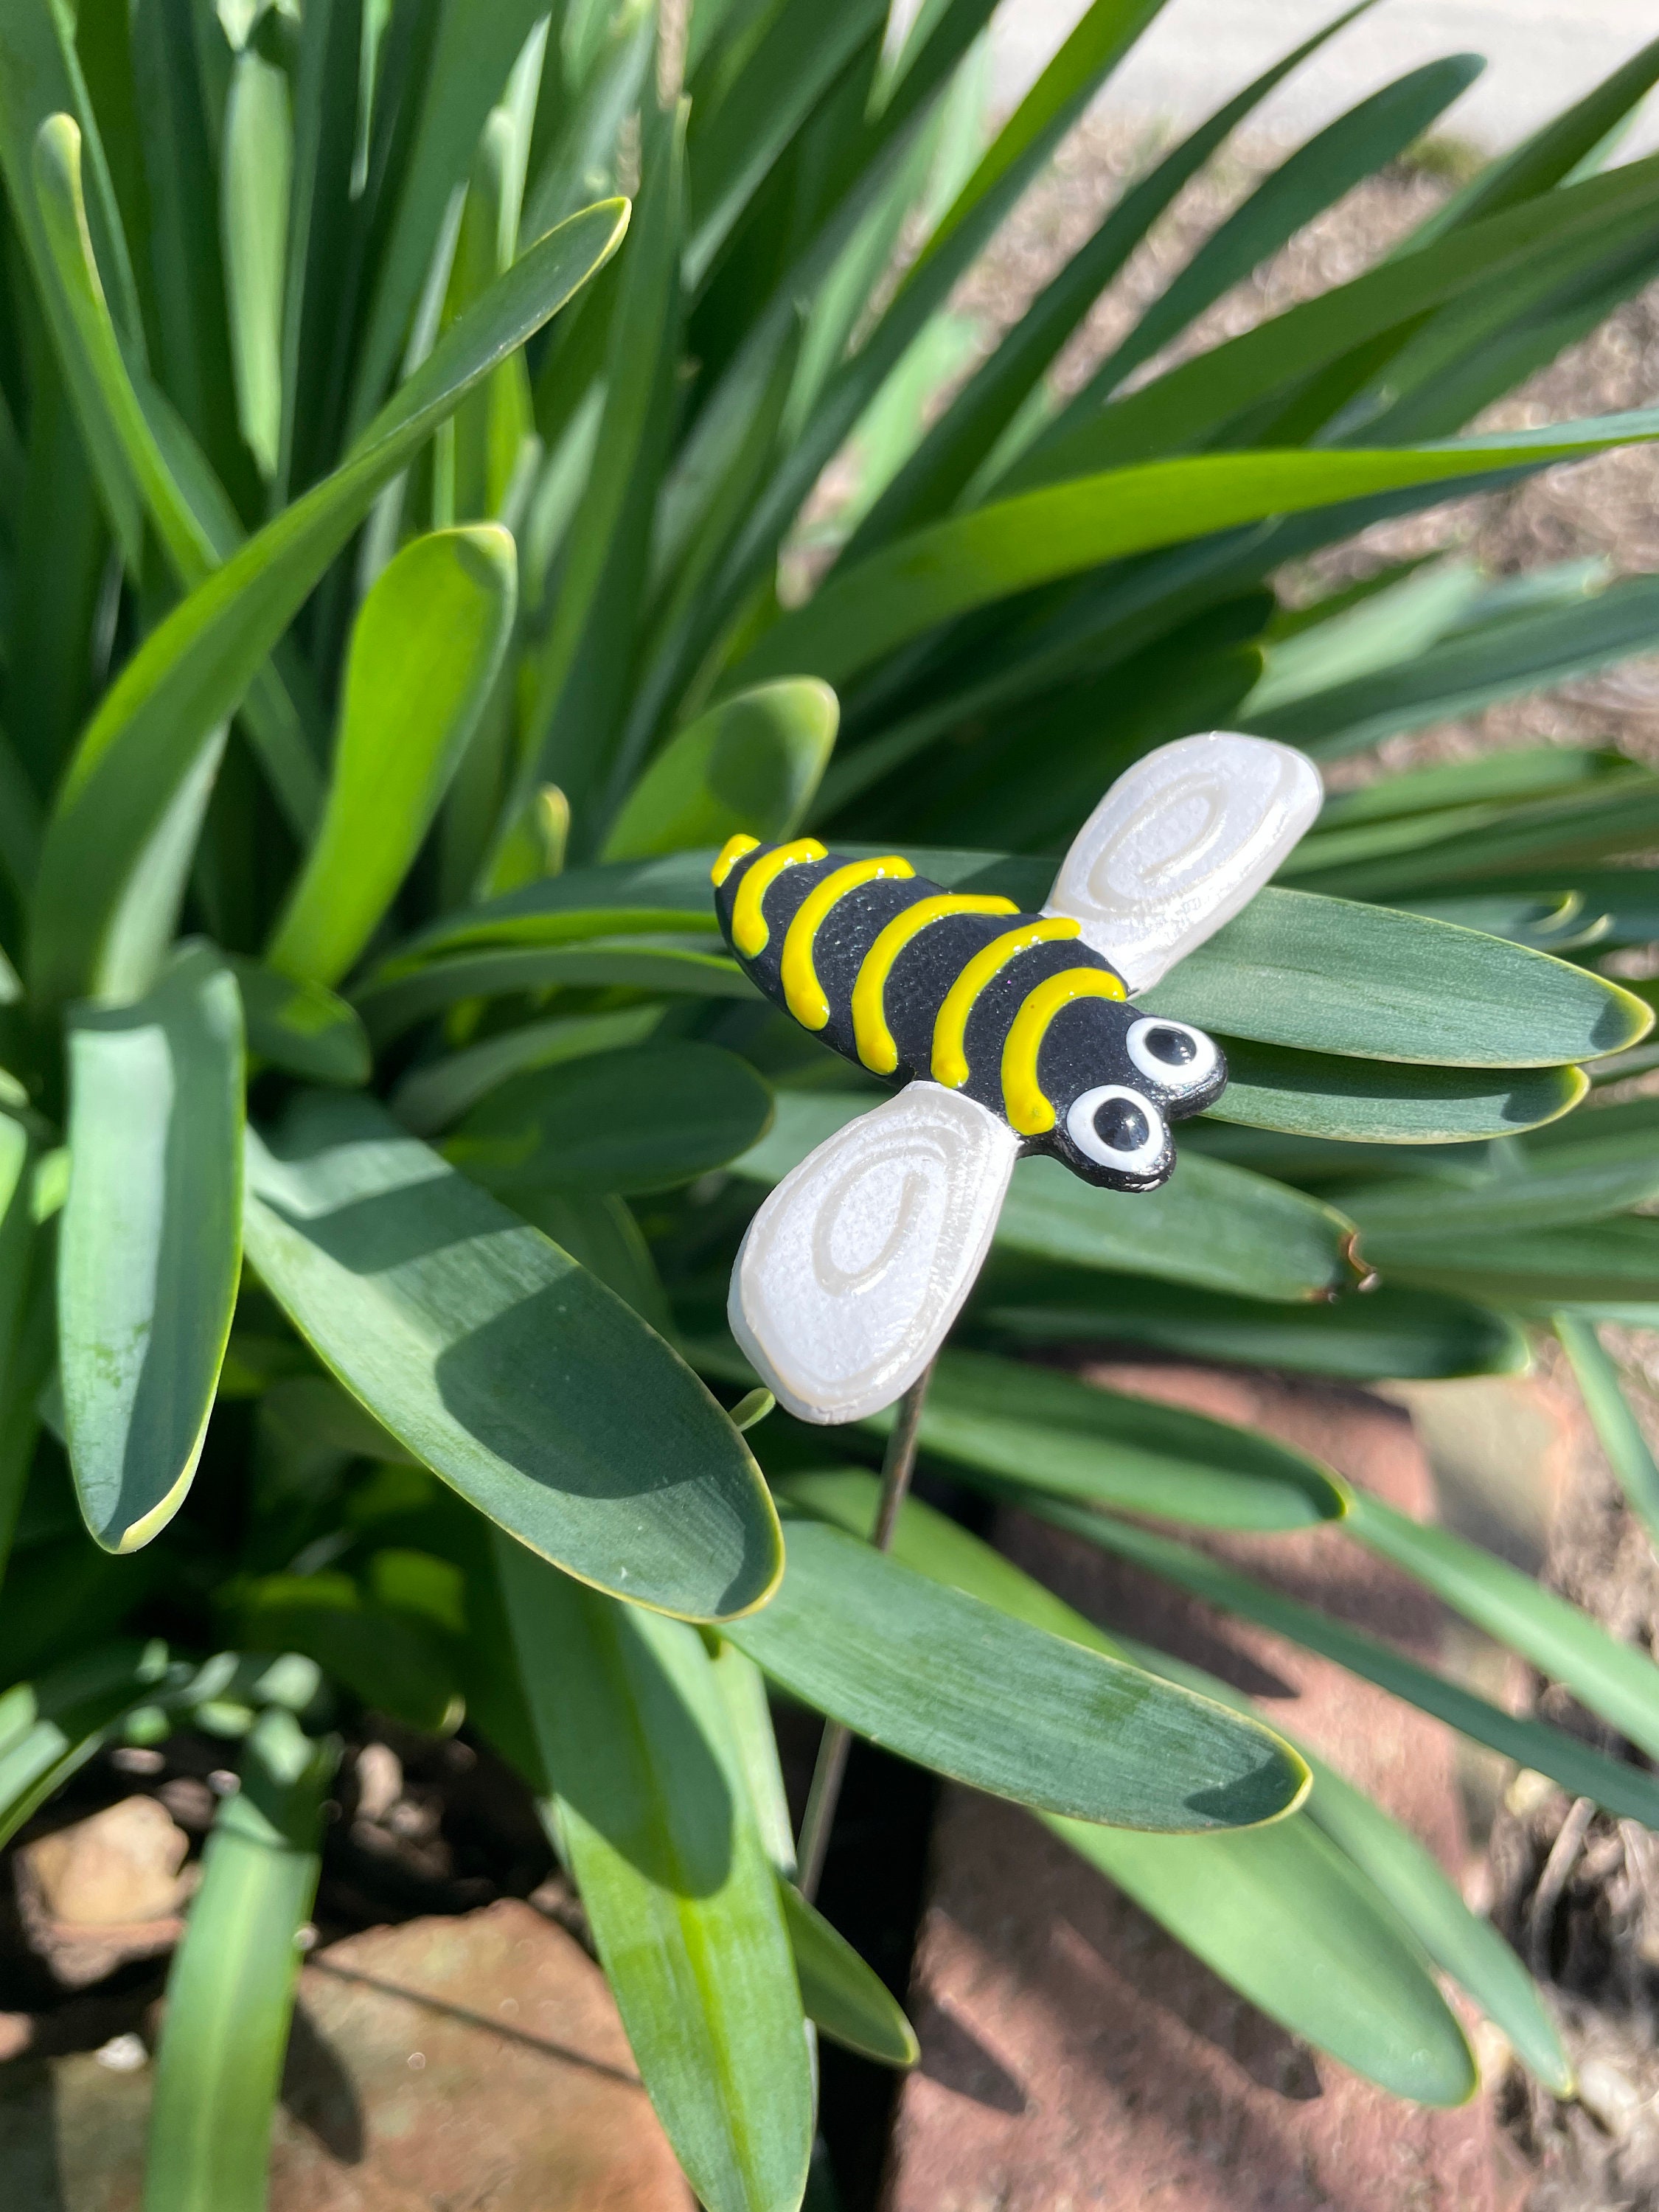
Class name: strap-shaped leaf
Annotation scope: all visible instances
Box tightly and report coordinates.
[30,111,324,832]
[728,1506,1307,1831]
[446,1040,773,1197]
[602,680,838,861]
[737,412,1659,692]
[1101,1628,1570,2093]
[732,1091,1362,1302]
[242,1091,781,1621]
[60,944,243,1553]
[978,1270,1529,1383]
[1346,1491,1659,1764]
[1015,1491,1659,1826]
[145,1711,335,2212]
[846,2,1378,554]
[229,959,369,1088]
[0,1641,173,1847]
[864,1346,1346,1531]
[1211,1038,1585,1144]
[1555,1315,1659,1550]
[30,196,627,1004]
[1366,1217,1659,1306]
[788,1472,1475,2104]
[496,1536,814,2212]
[779,1880,919,2067]
[268,526,518,986]
[357,936,750,1043]
[1143,887,1649,1068]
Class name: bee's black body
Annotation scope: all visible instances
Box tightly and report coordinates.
[712,834,1226,1191]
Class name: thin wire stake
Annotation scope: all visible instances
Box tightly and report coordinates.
[796,1360,936,1905]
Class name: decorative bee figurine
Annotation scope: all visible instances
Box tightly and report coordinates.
[714,732,1323,1424]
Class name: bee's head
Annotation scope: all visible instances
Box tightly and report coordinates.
[1044,1014,1226,1192]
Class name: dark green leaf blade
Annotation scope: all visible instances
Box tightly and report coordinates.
[496,1537,814,2212]
[729,1506,1307,1831]
[790,1471,1475,2105]
[242,1092,781,1621]
[882,1347,1346,1531]
[779,1879,919,2067]
[446,1041,773,1197]
[60,944,244,1552]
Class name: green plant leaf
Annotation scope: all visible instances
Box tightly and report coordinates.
[347,0,552,435]
[729,1503,1307,1831]
[1013,1492,1659,1826]
[29,108,324,833]
[1100,1626,1569,2090]
[790,1471,1475,2104]
[229,959,371,1087]
[234,1576,463,1735]
[1363,1217,1659,1306]
[60,944,244,1553]
[977,1270,1530,1382]
[602,680,838,861]
[495,1536,814,2212]
[391,1006,665,1134]
[0,15,144,561]
[873,1346,1346,1531]
[445,1040,773,1197]
[1554,1314,1659,1550]
[1211,1038,1586,1144]
[268,526,519,986]
[738,414,1659,692]
[220,42,291,480]
[357,936,750,1042]
[1342,1133,1659,1237]
[731,1091,1362,1302]
[0,1641,173,1847]
[1011,154,1659,482]
[846,2,1378,553]
[144,1710,335,2212]
[242,1091,781,1622]
[1345,1490,1659,1765]
[30,195,628,1006]
[1297,1739,1571,2092]
[1144,888,1649,1067]
[779,1880,919,2067]
[1249,574,1659,762]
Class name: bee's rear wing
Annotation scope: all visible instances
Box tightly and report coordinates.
[1043,732,1322,995]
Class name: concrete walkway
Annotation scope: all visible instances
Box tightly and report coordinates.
[992,0,1659,156]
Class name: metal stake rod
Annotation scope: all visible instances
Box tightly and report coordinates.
[795,1360,935,1904]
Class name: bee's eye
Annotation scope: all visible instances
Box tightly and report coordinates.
[1127,1016,1219,1092]
[1065,1084,1166,1173]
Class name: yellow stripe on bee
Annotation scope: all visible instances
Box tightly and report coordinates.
[712,832,760,887]
[931,917,1081,1090]
[729,838,827,956]
[781,856,915,1030]
[1001,967,1127,1135]
[850,894,1019,1074]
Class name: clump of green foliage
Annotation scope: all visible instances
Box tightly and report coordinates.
[5,1,1659,2205]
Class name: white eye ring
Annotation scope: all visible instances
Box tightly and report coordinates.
[1065,1085,1166,1174]
[1126,1017,1219,1093]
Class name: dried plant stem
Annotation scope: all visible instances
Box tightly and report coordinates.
[795,1363,936,1904]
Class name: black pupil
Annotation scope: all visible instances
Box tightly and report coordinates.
[1093,1097,1150,1153]
[1146,1026,1197,1066]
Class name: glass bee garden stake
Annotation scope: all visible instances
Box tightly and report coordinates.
[714,731,1323,1425]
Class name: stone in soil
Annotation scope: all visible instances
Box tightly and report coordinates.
[882,1363,1526,2212]
[1,1898,691,2210]
[15,1799,191,1991]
